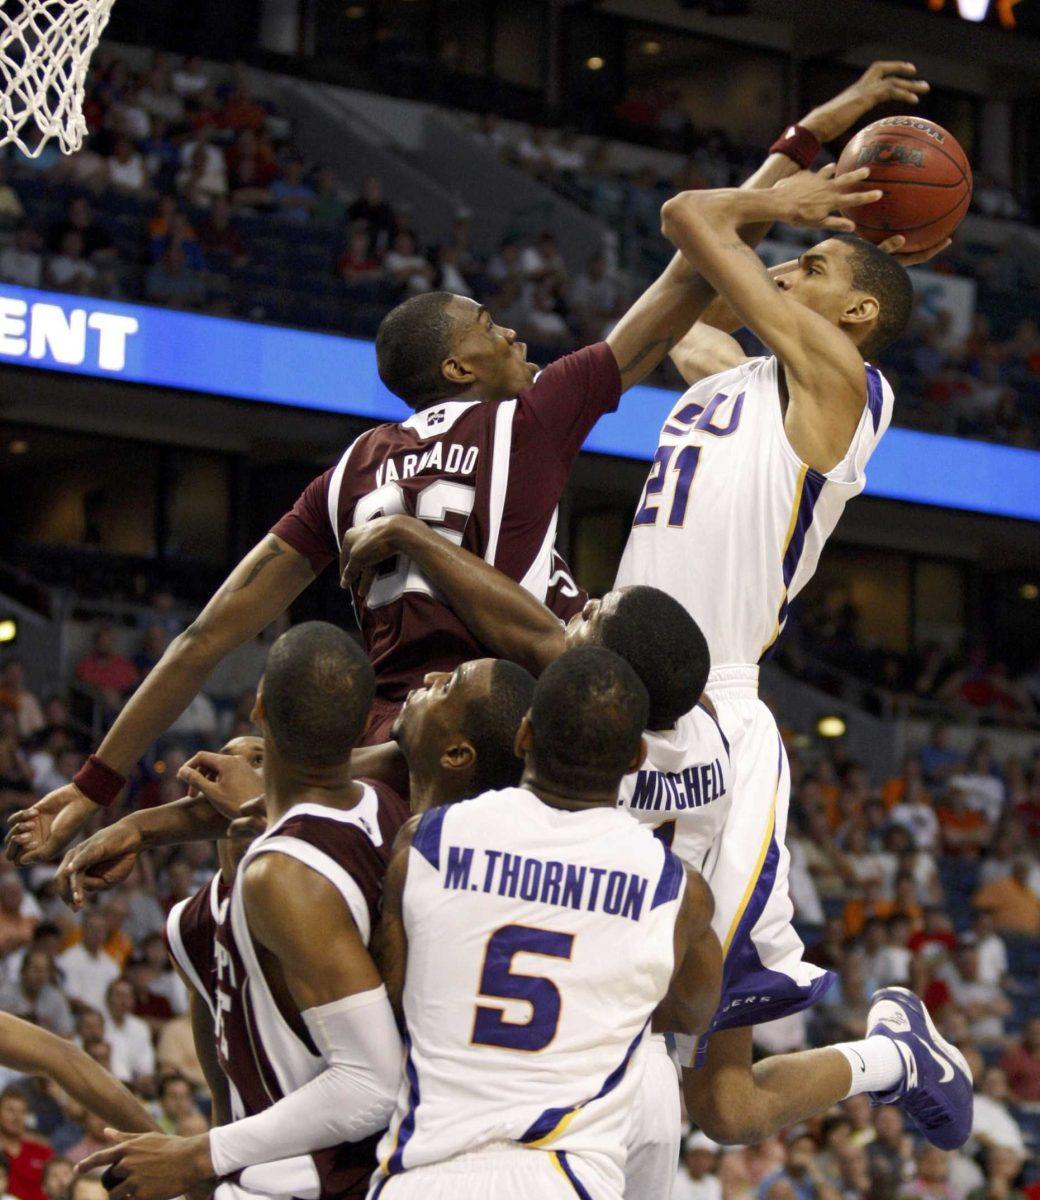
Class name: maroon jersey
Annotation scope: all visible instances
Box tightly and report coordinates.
[169,783,408,1200]
[272,343,619,700]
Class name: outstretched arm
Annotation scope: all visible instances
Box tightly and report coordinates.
[7,534,314,866]
[661,168,880,471]
[342,516,566,676]
[611,60,930,392]
[0,1013,157,1133]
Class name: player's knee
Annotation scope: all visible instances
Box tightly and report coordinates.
[684,1083,766,1146]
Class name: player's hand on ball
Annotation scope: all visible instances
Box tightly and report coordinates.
[878,233,952,266]
[774,164,882,231]
[5,784,99,865]
[78,1128,215,1200]
[178,752,263,822]
[803,60,930,143]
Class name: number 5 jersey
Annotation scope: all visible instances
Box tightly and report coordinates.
[272,344,622,704]
[370,789,687,1199]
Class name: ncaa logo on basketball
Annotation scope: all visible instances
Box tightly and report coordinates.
[0,294,139,372]
[855,142,925,169]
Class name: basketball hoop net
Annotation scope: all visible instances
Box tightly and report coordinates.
[0,0,115,158]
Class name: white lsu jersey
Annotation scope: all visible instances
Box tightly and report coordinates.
[618,701,732,872]
[371,788,687,1197]
[615,355,894,666]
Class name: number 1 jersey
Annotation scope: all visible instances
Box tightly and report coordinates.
[273,344,622,701]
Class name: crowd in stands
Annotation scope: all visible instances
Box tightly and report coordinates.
[781,593,1040,727]
[0,584,1038,1197]
[1,49,1039,446]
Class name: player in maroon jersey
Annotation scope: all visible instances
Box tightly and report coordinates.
[11,63,930,867]
[78,623,406,1200]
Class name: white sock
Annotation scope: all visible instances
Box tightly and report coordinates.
[834,1036,909,1098]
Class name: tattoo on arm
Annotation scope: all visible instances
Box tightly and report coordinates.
[618,334,679,379]
[227,537,285,593]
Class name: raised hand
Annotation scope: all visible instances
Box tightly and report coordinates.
[772,165,882,231]
[6,785,99,866]
[877,233,952,266]
[802,61,930,143]
[177,752,263,823]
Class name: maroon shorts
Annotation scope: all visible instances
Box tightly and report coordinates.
[359,696,403,747]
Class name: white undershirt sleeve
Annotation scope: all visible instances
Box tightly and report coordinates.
[208,986,403,1177]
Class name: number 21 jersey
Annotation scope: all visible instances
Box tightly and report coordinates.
[273,345,621,701]
[615,355,894,667]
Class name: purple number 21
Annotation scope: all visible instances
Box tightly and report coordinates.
[633,445,701,528]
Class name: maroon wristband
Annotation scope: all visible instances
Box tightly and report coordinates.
[769,123,821,171]
[73,754,127,808]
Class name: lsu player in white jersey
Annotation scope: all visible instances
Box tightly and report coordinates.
[606,161,973,1149]
[368,647,722,1200]
[342,517,729,1196]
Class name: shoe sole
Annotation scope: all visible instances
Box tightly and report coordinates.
[878,986,973,1089]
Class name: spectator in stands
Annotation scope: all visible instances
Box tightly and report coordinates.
[152,1074,197,1136]
[311,167,346,225]
[971,1066,1027,1157]
[56,911,119,1013]
[486,237,522,290]
[757,1131,834,1200]
[521,280,573,348]
[133,625,169,679]
[104,135,149,196]
[901,1145,956,1200]
[64,1112,109,1168]
[867,1106,914,1192]
[347,175,396,254]
[75,627,138,713]
[0,161,25,228]
[337,224,383,286]
[889,778,941,854]
[973,856,1040,937]
[40,1158,71,1200]
[0,712,33,797]
[176,141,227,209]
[545,127,587,177]
[0,660,44,741]
[145,244,207,310]
[0,874,36,959]
[1000,1016,1040,1103]
[0,224,42,289]
[44,233,98,296]
[0,950,73,1038]
[172,55,208,99]
[972,907,1009,986]
[520,230,567,290]
[384,230,434,295]
[967,1146,1026,1200]
[149,211,204,271]
[516,125,551,177]
[155,1010,203,1090]
[47,198,114,264]
[432,245,474,297]
[217,74,267,133]
[269,157,316,223]
[937,782,991,857]
[197,196,248,272]
[944,942,1011,1046]
[674,1131,722,1200]
[102,978,155,1091]
[228,152,273,211]
[140,933,186,1015]
[918,723,965,786]
[0,1088,52,1200]
[570,251,620,341]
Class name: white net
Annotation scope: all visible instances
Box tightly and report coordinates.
[0,0,115,158]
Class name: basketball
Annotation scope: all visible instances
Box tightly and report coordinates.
[835,116,972,252]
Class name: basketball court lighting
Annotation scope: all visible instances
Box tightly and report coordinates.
[0,619,18,645]
[816,714,847,738]
[585,56,605,70]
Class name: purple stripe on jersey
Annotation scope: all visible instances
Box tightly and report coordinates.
[387,1030,419,1175]
[865,365,884,434]
[556,1151,595,1200]
[696,701,730,758]
[650,845,684,910]
[368,1177,389,1199]
[518,1017,649,1145]
[411,805,448,870]
[781,470,825,590]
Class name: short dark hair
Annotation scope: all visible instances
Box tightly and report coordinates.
[598,587,710,727]
[158,1073,191,1098]
[528,647,648,793]
[458,661,535,793]
[375,292,467,410]
[832,234,913,359]
[263,622,374,765]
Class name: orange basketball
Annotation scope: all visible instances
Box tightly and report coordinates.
[835,117,972,253]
